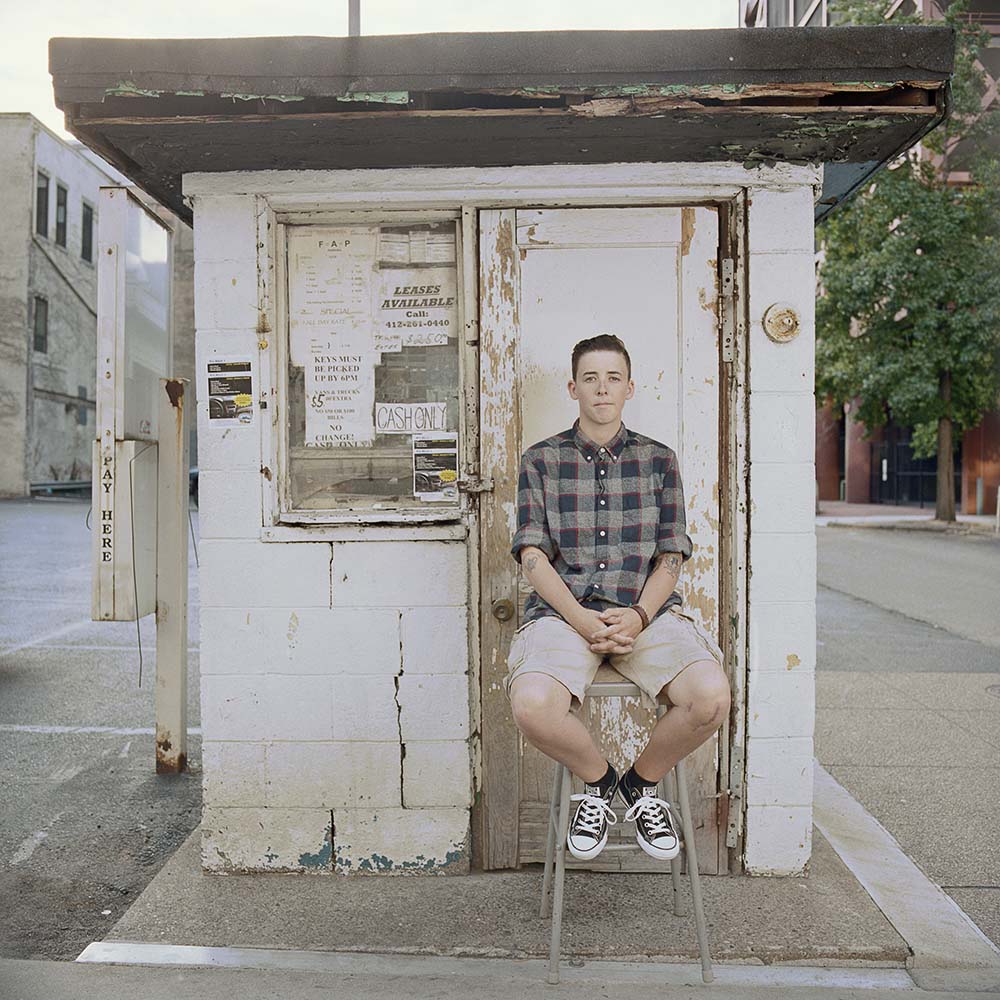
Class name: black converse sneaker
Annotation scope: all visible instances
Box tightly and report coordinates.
[619,771,680,860]
[566,775,619,861]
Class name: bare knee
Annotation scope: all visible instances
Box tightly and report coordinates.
[510,675,571,737]
[678,665,731,730]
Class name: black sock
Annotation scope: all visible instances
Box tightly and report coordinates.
[586,761,617,796]
[624,764,658,791]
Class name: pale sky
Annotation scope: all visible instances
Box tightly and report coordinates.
[1,1,736,139]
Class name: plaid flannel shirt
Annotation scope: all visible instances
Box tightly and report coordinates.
[511,420,693,624]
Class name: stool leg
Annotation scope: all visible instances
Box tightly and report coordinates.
[547,765,571,985]
[675,757,713,984]
[665,768,684,916]
[540,761,561,918]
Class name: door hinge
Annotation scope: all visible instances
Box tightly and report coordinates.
[457,476,495,494]
[720,257,736,365]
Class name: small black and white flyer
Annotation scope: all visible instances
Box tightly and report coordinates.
[206,358,254,425]
[412,432,459,502]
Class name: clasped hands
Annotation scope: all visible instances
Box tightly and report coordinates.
[572,606,645,655]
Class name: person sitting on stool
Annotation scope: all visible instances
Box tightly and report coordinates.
[505,334,731,860]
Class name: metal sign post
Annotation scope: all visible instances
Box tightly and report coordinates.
[155,379,189,772]
[93,186,187,772]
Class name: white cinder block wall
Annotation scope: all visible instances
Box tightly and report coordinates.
[190,166,821,878]
[193,193,471,874]
[744,185,818,875]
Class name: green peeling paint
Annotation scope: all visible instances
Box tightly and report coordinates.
[358,854,393,872]
[336,847,467,873]
[106,80,163,98]
[776,116,898,140]
[221,93,305,103]
[336,91,410,105]
[592,83,747,99]
[836,81,898,89]
[298,830,333,869]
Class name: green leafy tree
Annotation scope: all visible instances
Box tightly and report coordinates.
[817,0,1000,520]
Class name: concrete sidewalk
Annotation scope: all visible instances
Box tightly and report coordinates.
[102,823,905,967]
[816,501,997,534]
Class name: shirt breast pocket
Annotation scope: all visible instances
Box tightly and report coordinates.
[648,471,665,508]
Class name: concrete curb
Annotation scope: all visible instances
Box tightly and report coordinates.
[77,941,917,990]
[814,762,1000,992]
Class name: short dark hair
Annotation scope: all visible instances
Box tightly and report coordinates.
[571,334,631,381]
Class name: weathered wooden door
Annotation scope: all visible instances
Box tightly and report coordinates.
[479,207,724,872]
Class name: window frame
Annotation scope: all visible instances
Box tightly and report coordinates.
[33,296,48,353]
[35,171,49,237]
[55,182,68,248]
[264,205,477,529]
[81,200,95,263]
[76,385,89,426]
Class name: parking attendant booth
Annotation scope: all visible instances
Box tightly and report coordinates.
[51,25,953,875]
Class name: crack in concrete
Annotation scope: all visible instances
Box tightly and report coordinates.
[395,610,405,808]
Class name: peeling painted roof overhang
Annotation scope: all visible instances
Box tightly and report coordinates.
[49,26,955,225]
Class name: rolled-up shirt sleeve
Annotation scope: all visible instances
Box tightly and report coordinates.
[511,453,556,563]
[655,449,693,561]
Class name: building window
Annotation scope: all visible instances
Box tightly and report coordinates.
[77,386,88,426]
[55,184,68,247]
[279,218,462,515]
[36,172,49,237]
[33,297,48,353]
[81,202,94,262]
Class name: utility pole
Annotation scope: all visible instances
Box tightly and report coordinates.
[349,0,360,36]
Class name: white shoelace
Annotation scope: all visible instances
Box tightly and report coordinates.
[624,795,677,841]
[569,792,618,838]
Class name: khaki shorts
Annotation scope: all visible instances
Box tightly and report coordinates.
[504,607,724,710]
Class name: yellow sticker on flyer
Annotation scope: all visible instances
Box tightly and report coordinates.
[233,394,252,408]
[439,469,457,482]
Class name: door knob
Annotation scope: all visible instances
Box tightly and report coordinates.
[491,598,515,622]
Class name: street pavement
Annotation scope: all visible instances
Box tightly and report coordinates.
[818,524,1000,649]
[0,498,202,959]
[816,525,1000,949]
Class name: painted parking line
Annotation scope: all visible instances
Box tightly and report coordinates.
[0,620,92,658]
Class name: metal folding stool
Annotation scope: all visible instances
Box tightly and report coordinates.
[539,663,714,985]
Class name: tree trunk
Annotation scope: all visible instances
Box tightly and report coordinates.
[936,371,956,522]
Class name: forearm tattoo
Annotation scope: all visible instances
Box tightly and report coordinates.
[657,553,683,578]
[523,554,539,574]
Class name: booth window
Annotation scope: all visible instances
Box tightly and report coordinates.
[283,220,461,514]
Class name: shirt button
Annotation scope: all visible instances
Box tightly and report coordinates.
[599,448,606,453]
[599,499,606,506]
[599,469,606,476]
[599,562,606,569]
[599,530,606,537]
[586,455,592,462]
